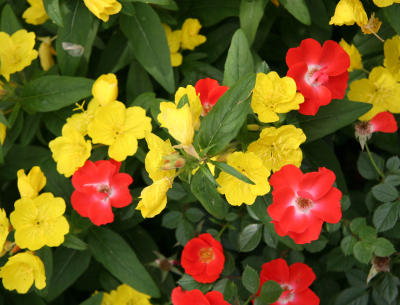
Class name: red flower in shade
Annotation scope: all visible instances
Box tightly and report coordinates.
[181,233,225,283]
[267,165,342,244]
[172,286,230,305]
[286,38,350,116]
[71,159,133,226]
[195,78,229,116]
[256,258,319,305]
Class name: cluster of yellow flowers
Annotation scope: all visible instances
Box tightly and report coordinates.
[101,283,152,305]
[0,167,69,293]
[163,19,207,67]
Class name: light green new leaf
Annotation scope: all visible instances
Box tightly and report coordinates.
[279,0,311,25]
[43,0,63,27]
[239,224,262,252]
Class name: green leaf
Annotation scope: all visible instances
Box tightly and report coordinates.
[125,0,177,9]
[247,196,271,224]
[88,227,160,297]
[46,248,91,301]
[190,169,229,219]
[43,0,63,27]
[189,0,240,27]
[350,217,367,234]
[375,273,399,304]
[239,224,262,252]
[185,208,205,223]
[223,29,254,86]
[177,274,212,293]
[20,76,93,112]
[357,152,385,180]
[384,175,400,186]
[120,3,174,93]
[374,238,396,257]
[341,235,357,256]
[263,223,278,249]
[353,241,374,264]
[334,287,369,305]
[175,218,195,245]
[63,234,88,251]
[79,293,103,305]
[255,280,283,305]
[197,73,255,156]
[386,156,400,172]
[210,160,255,185]
[242,265,260,294]
[383,4,400,35]
[373,201,400,232]
[239,0,266,45]
[279,0,311,25]
[200,163,220,188]
[372,183,399,203]
[162,211,183,229]
[0,5,22,34]
[0,112,9,128]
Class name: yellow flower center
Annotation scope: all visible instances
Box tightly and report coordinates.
[199,247,214,263]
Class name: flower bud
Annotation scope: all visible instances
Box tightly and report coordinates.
[162,152,186,170]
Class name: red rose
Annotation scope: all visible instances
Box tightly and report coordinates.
[256,258,319,305]
[267,165,342,244]
[71,159,133,226]
[286,38,350,115]
[195,78,229,116]
[181,233,225,283]
[171,286,230,305]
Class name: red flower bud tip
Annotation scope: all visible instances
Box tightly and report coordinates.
[162,152,186,170]
[195,78,229,116]
[172,286,230,305]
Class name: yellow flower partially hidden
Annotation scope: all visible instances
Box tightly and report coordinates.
[251,72,304,123]
[163,24,183,67]
[136,178,172,218]
[0,209,10,253]
[49,124,92,177]
[0,251,46,294]
[92,73,118,106]
[83,0,122,22]
[384,35,400,81]
[88,101,152,161]
[348,66,400,120]
[247,125,306,173]
[175,85,202,129]
[329,0,368,26]
[181,18,206,51]
[0,30,38,80]
[373,0,400,7]
[17,166,46,199]
[38,37,56,71]
[0,122,6,145]
[102,284,152,305]
[216,152,270,206]
[22,0,49,25]
[339,39,363,72]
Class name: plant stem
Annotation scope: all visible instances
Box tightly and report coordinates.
[365,143,385,179]
[216,223,229,240]
[242,295,254,305]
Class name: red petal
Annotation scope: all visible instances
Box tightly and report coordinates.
[71,191,91,217]
[288,263,316,293]
[298,167,336,201]
[313,85,332,107]
[269,165,303,192]
[298,85,332,116]
[291,288,320,305]
[208,86,229,106]
[268,188,296,221]
[171,287,210,305]
[205,291,230,305]
[370,112,398,133]
[195,78,219,105]
[311,187,342,223]
[109,173,133,208]
[287,218,324,244]
[199,233,223,253]
[278,206,312,234]
[286,38,322,67]
[298,98,321,116]
[88,199,114,226]
[320,40,350,76]
[272,221,289,237]
[287,63,314,98]
[260,258,289,286]
[324,72,349,100]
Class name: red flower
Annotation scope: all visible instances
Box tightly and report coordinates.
[195,78,229,116]
[267,165,342,244]
[171,286,230,305]
[71,159,133,226]
[256,258,319,305]
[286,38,350,116]
[181,233,225,283]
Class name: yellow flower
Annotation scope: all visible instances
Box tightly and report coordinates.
[339,39,363,72]
[348,66,400,120]
[88,101,152,161]
[180,18,206,51]
[22,0,49,25]
[216,152,270,206]
[38,37,56,71]
[92,73,118,106]
[163,24,183,67]
[0,209,10,253]
[17,166,46,199]
[384,35,400,81]
[0,122,6,145]
[0,251,46,293]
[174,85,203,129]
[0,30,38,80]
[136,178,172,218]
[329,0,368,26]
[49,124,92,177]
[101,291,116,305]
[102,284,152,305]
[66,98,103,136]
[373,0,400,7]
[251,72,304,123]
[11,192,69,251]
[157,103,194,146]
[247,125,306,172]
[361,13,382,35]
[83,0,122,22]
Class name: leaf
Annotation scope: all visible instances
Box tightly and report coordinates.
[242,265,260,294]
[88,227,160,297]
[341,235,357,256]
[374,238,396,257]
[177,274,212,293]
[0,5,21,34]
[383,4,400,35]
[196,73,255,156]
[334,287,369,305]
[372,183,399,203]
[161,211,183,229]
[353,241,374,264]
[386,156,400,172]
[279,0,311,25]
[223,29,254,86]
[375,273,399,304]
[43,0,63,26]
[189,0,240,27]
[63,234,88,251]
[255,280,283,305]
[120,3,174,93]
[357,151,385,181]
[20,76,93,112]
[373,202,400,232]
[239,224,262,252]
[79,293,103,305]
[263,223,278,249]
[239,0,266,45]
[175,218,195,245]
[210,160,255,185]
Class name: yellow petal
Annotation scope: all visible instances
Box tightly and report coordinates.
[339,39,363,72]
[83,0,122,22]
[136,178,172,218]
[92,73,118,106]
[181,18,206,50]
[329,0,368,26]
[0,122,6,145]
[17,166,47,199]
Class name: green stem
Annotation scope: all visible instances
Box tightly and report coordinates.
[216,223,229,240]
[365,143,385,179]
[242,295,254,305]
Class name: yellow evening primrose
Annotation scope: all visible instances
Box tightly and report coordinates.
[247,125,306,172]
[180,18,206,51]
[88,100,152,161]
[136,178,172,218]
[329,0,368,26]
[251,72,304,123]
[83,0,122,22]
[163,24,183,67]
[11,192,69,251]
[339,39,363,72]
[0,209,10,253]
[348,66,400,120]
[0,122,6,145]
[175,85,203,129]
[22,0,49,25]
[216,152,270,206]
[92,73,118,106]
[38,37,56,71]
[66,98,104,136]
[49,124,92,177]
[17,166,46,199]
[0,30,38,80]
[384,35,400,81]
[373,0,400,7]
[114,284,153,305]
[0,251,46,293]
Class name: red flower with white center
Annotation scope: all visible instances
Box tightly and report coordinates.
[171,286,230,305]
[181,233,225,283]
[256,258,319,305]
[267,165,342,244]
[286,38,350,116]
[71,159,133,226]
[195,78,229,116]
